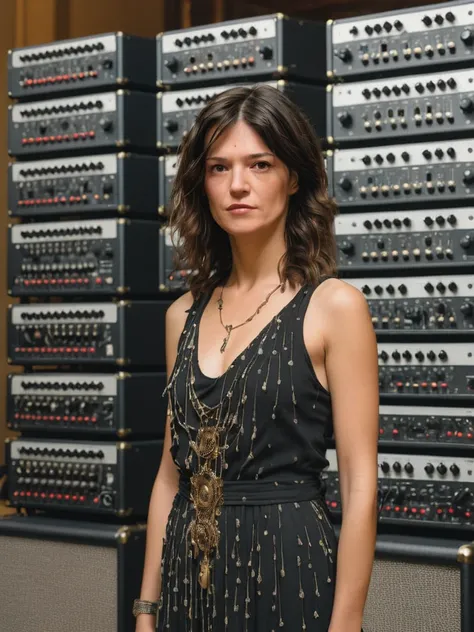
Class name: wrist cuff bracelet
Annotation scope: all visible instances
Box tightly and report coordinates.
[132,599,158,617]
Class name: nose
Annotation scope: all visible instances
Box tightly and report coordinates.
[229,166,250,197]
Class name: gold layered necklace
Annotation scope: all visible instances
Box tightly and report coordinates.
[217,281,283,353]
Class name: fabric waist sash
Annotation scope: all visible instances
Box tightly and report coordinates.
[178,476,323,506]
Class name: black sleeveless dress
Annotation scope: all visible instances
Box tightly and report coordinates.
[157,279,338,632]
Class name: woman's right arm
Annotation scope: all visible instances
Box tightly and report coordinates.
[135,292,194,632]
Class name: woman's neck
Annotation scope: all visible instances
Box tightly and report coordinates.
[225,231,286,292]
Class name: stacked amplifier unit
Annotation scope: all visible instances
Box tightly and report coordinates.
[325,0,474,535]
[155,12,328,218]
[5,33,170,521]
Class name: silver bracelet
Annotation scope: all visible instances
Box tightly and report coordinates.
[132,599,158,617]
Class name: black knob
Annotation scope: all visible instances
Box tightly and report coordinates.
[363,220,372,229]
[340,241,354,254]
[338,177,352,192]
[460,235,472,249]
[424,463,434,475]
[447,147,456,158]
[392,461,402,473]
[401,151,410,162]
[436,282,446,293]
[415,82,424,94]
[259,46,273,60]
[460,98,474,114]
[404,462,414,474]
[434,14,444,25]
[349,26,358,35]
[361,285,371,295]
[435,149,444,159]
[164,57,179,73]
[461,302,473,317]
[438,350,448,361]
[386,153,395,163]
[437,463,447,475]
[447,214,457,226]
[374,154,384,165]
[402,350,412,361]
[381,461,390,474]
[415,351,424,361]
[362,155,371,166]
[398,284,407,295]
[426,81,436,92]
[463,170,474,185]
[448,282,458,292]
[379,350,389,361]
[422,15,432,26]
[461,29,474,46]
[164,119,178,133]
[394,20,403,30]
[422,149,432,160]
[450,464,460,476]
[337,48,352,62]
[445,12,455,23]
[337,111,353,128]
[100,118,113,132]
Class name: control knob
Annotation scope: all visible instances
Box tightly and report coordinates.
[460,98,474,115]
[460,235,473,250]
[464,170,474,186]
[338,177,352,192]
[336,48,352,62]
[164,57,179,73]
[340,241,354,254]
[461,29,474,46]
[259,46,273,60]
[337,111,353,128]
[461,302,473,317]
[424,463,434,475]
[164,119,179,133]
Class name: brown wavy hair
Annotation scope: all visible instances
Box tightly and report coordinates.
[168,83,338,298]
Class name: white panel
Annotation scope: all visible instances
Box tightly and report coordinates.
[332,4,474,44]
[11,154,118,182]
[11,439,118,464]
[377,342,474,365]
[12,93,117,123]
[334,139,473,172]
[335,208,474,235]
[332,67,474,107]
[11,219,118,244]
[10,373,118,397]
[12,34,117,68]
[162,17,277,54]
[347,275,474,298]
[11,303,118,325]
[379,404,474,417]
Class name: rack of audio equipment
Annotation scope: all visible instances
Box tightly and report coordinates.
[325,0,474,540]
[4,14,331,523]
[5,32,174,523]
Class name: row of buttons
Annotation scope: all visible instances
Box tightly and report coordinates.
[357,249,456,262]
[14,413,98,423]
[19,162,105,177]
[183,56,257,74]
[21,71,99,87]
[21,132,96,145]
[358,182,458,197]
[14,346,98,354]
[379,428,474,440]
[379,349,448,360]
[20,100,103,117]
[19,43,105,62]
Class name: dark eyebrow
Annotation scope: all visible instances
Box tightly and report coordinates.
[206,152,274,161]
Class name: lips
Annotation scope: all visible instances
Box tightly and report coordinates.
[226,204,255,211]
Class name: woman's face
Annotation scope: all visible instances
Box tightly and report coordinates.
[204,120,298,237]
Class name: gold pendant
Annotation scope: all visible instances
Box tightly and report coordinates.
[220,325,232,354]
[198,555,211,589]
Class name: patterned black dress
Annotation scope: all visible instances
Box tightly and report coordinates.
[157,279,338,632]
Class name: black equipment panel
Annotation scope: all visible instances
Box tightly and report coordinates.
[6,372,167,437]
[328,67,474,146]
[6,436,162,518]
[335,208,474,274]
[348,274,474,337]
[158,154,177,215]
[8,90,157,158]
[328,139,474,209]
[377,342,474,399]
[7,300,170,367]
[324,449,474,531]
[157,13,326,87]
[327,0,474,81]
[8,153,159,218]
[158,225,191,292]
[8,218,161,297]
[8,33,157,99]
[157,80,327,149]
[378,404,474,449]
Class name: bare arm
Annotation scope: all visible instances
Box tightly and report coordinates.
[323,282,379,631]
[136,292,194,630]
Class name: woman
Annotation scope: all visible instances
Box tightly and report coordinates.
[135,84,379,632]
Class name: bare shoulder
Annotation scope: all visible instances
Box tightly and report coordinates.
[313,278,368,313]
[166,291,195,340]
[308,278,372,346]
